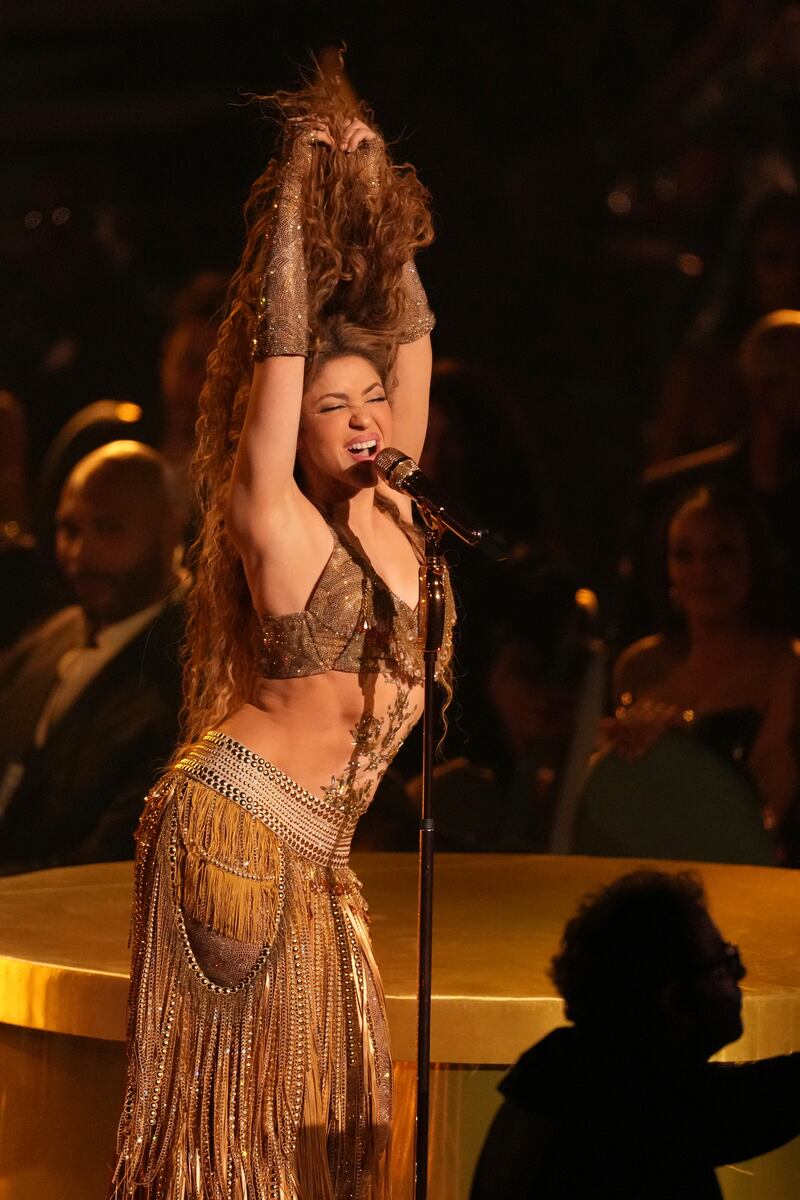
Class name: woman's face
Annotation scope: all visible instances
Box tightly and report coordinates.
[750,217,800,314]
[746,332,800,431]
[159,317,218,445]
[667,504,752,627]
[297,354,392,493]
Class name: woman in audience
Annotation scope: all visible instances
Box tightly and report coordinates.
[609,484,800,857]
[649,190,800,462]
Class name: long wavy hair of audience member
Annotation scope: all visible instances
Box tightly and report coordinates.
[181,75,434,744]
[691,190,800,348]
[650,483,790,636]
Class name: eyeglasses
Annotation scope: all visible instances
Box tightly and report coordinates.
[693,942,746,983]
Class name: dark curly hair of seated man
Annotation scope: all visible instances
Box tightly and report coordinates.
[552,870,723,1040]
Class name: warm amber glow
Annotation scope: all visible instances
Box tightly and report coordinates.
[116,402,142,423]
[677,252,704,278]
[607,190,632,215]
[2,856,799,1068]
[575,587,599,620]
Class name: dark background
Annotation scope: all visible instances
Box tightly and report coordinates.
[3,0,791,594]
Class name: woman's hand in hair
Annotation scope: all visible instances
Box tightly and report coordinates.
[285,115,378,155]
[286,115,335,149]
[338,117,380,153]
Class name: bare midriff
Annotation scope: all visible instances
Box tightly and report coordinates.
[217,670,423,801]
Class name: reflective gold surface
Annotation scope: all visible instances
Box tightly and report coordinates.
[2,854,800,1062]
[1,855,799,1199]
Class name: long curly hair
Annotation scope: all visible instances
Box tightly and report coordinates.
[181,73,434,743]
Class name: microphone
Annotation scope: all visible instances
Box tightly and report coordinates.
[373,447,507,561]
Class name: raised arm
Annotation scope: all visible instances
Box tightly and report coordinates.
[226,127,317,544]
[225,109,435,609]
[389,263,435,462]
[225,124,337,614]
[352,136,435,463]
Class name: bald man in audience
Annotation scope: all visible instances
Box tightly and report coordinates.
[0,441,187,875]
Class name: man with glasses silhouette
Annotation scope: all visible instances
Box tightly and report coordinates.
[471,869,800,1199]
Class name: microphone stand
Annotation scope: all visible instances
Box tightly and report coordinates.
[414,515,447,1200]
[372,448,507,1197]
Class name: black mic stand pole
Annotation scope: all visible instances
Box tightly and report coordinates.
[413,515,447,1200]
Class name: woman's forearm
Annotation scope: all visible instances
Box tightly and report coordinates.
[251,129,314,361]
[398,259,435,344]
[229,131,318,533]
[391,336,432,462]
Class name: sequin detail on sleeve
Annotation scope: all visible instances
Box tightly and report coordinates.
[251,132,313,360]
[397,260,435,343]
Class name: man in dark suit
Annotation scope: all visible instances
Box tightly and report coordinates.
[0,440,187,874]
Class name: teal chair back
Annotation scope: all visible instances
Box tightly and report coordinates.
[572,731,774,865]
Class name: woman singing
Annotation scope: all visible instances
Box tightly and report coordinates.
[110,77,452,1199]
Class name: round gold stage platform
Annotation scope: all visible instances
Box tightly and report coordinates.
[1,854,799,1197]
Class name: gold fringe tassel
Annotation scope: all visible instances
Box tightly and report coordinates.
[176,781,282,944]
[108,769,393,1199]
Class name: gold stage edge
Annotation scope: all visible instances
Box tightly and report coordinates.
[2,855,800,1199]
[2,854,800,1062]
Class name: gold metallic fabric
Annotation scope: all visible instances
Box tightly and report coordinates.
[397,260,435,344]
[109,742,392,1199]
[175,732,363,868]
[259,522,453,686]
[251,131,313,361]
[259,518,455,829]
[353,136,384,200]
[343,133,434,344]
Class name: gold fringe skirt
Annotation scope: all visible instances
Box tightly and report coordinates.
[109,732,393,1200]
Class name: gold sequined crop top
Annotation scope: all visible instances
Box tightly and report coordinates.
[259,522,454,684]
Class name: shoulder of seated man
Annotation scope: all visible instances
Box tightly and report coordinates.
[0,605,84,677]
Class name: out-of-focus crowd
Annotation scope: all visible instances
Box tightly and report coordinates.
[8,4,800,875]
[0,273,225,873]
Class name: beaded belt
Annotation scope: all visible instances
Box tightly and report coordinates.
[174,731,357,869]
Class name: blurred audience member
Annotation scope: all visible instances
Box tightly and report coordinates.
[0,441,187,875]
[739,308,800,571]
[422,357,546,552]
[611,484,799,857]
[414,358,561,782]
[628,307,800,639]
[0,528,43,651]
[2,165,161,464]
[480,567,601,851]
[649,191,800,462]
[157,270,227,518]
[405,562,601,852]
[0,391,43,647]
[471,869,800,1200]
[349,769,419,852]
[33,398,147,553]
[0,390,30,530]
[27,271,223,577]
